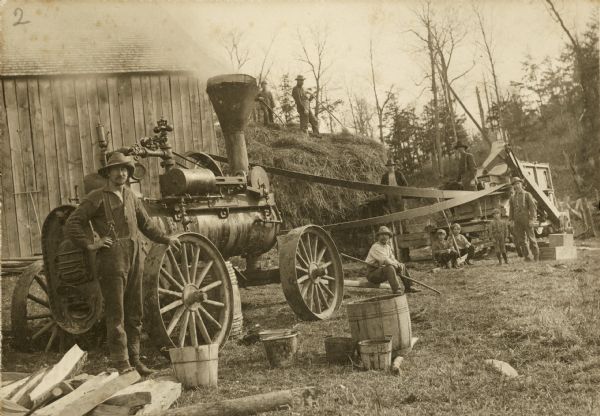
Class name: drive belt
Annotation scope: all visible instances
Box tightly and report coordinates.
[206,153,473,200]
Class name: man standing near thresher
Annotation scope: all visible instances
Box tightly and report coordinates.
[455,141,482,219]
[65,152,181,375]
[380,158,408,214]
[365,226,421,294]
[509,177,539,261]
[292,75,320,136]
[257,80,275,125]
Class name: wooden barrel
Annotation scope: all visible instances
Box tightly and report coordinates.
[169,344,219,388]
[358,338,392,370]
[346,294,412,354]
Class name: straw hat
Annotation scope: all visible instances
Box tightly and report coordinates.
[375,226,393,237]
[98,152,135,178]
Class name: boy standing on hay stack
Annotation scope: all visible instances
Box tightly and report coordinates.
[365,226,421,294]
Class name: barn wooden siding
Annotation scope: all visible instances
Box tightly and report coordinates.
[1,72,217,258]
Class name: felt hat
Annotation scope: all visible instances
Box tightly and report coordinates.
[385,158,397,166]
[454,141,469,149]
[511,177,524,185]
[436,229,447,235]
[376,226,393,237]
[98,152,135,178]
[451,223,461,230]
[295,75,305,81]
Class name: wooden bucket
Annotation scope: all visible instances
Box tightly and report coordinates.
[259,329,298,368]
[347,294,412,355]
[324,337,356,364]
[358,338,392,370]
[169,344,219,388]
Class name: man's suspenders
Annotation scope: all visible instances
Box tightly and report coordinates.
[102,192,118,240]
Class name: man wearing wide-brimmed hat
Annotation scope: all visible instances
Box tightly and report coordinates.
[454,140,482,219]
[380,158,408,214]
[66,152,181,375]
[291,74,320,136]
[257,80,275,125]
[364,226,421,294]
[431,229,459,268]
[509,176,539,261]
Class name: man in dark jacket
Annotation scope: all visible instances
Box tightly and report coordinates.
[65,153,181,375]
[509,177,539,261]
[380,158,408,214]
[291,75,320,136]
[257,80,275,125]
[455,141,482,219]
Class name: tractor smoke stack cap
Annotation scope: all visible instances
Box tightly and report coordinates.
[511,177,524,185]
[98,152,135,178]
[295,75,305,81]
[454,141,469,149]
[375,226,393,237]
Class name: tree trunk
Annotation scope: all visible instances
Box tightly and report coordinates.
[476,86,491,146]
[428,25,442,177]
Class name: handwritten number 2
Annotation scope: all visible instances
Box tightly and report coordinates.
[13,8,31,26]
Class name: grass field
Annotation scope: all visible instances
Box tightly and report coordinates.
[2,241,600,415]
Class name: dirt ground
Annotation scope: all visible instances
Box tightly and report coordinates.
[2,240,600,415]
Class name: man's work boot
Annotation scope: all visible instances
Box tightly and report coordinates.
[502,253,509,264]
[496,254,502,265]
[131,357,156,377]
[110,359,133,374]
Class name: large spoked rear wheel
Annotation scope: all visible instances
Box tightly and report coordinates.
[11,261,68,352]
[278,225,344,320]
[143,233,234,351]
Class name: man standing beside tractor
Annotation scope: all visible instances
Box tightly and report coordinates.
[509,176,540,261]
[66,152,181,375]
[455,141,482,219]
[292,74,320,137]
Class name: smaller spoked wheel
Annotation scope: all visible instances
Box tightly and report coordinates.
[143,233,234,351]
[11,260,67,352]
[278,225,344,320]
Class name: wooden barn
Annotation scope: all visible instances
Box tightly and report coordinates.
[0,1,225,258]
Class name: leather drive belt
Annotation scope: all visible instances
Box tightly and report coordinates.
[207,153,474,200]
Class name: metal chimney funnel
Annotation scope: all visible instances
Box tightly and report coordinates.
[206,74,258,175]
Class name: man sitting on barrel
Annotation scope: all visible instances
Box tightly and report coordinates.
[365,226,421,294]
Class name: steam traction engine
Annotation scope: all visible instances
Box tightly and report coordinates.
[12,74,344,352]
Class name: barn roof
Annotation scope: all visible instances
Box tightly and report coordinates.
[0,0,226,77]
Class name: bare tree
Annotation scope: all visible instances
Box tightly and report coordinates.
[256,30,280,85]
[221,28,250,71]
[297,25,333,121]
[369,38,395,143]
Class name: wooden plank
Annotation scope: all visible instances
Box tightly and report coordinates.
[4,79,32,256]
[34,372,119,416]
[38,79,61,209]
[35,370,140,416]
[130,75,148,195]
[0,80,20,257]
[29,344,87,407]
[106,77,123,151]
[0,376,30,399]
[11,367,48,408]
[85,78,101,172]
[114,378,181,416]
[169,75,184,153]
[117,76,135,147]
[188,76,203,152]
[61,79,84,202]
[1,398,28,415]
[26,79,50,245]
[89,404,130,416]
[141,75,160,197]
[199,80,215,153]
[103,391,151,407]
[179,75,193,152]
[50,79,70,205]
[74,79,93,177]
[1,373,30,386]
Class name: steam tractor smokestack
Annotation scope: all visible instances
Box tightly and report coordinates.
[206,74,258,175]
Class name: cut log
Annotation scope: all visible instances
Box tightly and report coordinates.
[11,367,49,408]
[50,381,75,399]
[1,373,31,387]
[66,373,92,389]
[1,398,29,415]
[90,404,131,416]
[163,387,317,416]
[35,370,140,416]
[29,344,87,407]
[115,378,181,415]
[344,280,390,290]
[104,391,151,407]
[0,376,31,399]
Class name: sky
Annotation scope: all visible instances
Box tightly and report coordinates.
[163,0,597,133]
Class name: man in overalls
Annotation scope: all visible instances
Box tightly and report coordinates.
[66,153,181,374]
[509,177,539,261]
[455,141,482,219]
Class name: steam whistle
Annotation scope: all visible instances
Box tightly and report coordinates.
[96,124,109,166]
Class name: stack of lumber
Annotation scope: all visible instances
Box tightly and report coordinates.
[0,345,182,416]
[1,256,42,276]
[540,233,577,261]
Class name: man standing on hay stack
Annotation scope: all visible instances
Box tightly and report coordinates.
[454,141,482,220]
[509,177,539,262]
[365,226,421,294]
[292,74,320,137]
[65,152,181,375]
